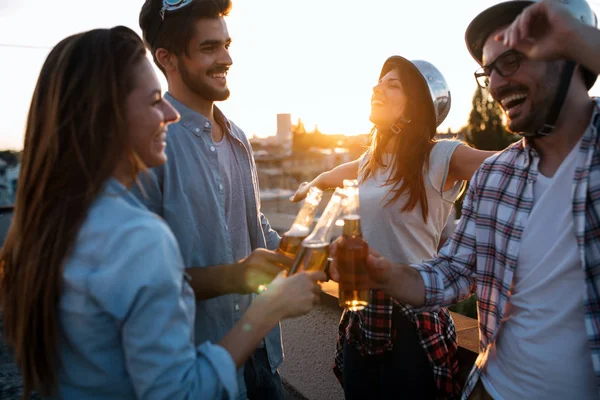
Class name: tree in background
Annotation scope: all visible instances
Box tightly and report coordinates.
[463,85,519,151]
[454,86,519,218]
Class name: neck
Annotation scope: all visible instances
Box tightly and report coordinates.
[384,134,398,153]
[531,93,594,177]
[168,78,215,121]
[112,160,135,189]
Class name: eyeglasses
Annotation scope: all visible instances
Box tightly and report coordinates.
[474,50,525,88]
[150,0,194,48]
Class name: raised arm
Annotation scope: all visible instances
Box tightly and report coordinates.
[499,0,600,75]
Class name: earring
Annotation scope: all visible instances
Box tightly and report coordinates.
[390,124,402,134]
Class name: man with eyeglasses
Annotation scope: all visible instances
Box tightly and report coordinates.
[136,1,289,399]
[330,0,600,398]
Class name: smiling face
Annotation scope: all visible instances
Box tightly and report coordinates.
[482,27,563,133]
[176,17,233,102]
[126,58,179,168]
[369,68,408,129]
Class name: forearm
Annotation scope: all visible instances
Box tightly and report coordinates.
[185,264,239,300]
[568,23,600,75]
[218,299,280,368]
[314,160,359,190]
[381,263,427,307]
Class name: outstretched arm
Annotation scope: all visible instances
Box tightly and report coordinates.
[290,159,360,202]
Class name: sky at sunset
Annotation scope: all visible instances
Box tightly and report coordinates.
[1,0,600,150]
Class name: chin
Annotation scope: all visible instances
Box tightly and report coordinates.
[212,88,231,102]
[369,112,385,127]
[145,153,167,169]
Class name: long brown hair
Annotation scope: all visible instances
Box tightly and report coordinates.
[0,26,146,397]
[360,59,438,223]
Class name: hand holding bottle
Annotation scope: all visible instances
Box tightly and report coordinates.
[255,270,326,319]
[235,248,292,293]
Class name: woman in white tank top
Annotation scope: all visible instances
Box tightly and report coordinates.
[292,56,497,399]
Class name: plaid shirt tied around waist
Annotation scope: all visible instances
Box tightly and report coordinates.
[335,289,461,399]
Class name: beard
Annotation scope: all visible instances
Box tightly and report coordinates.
[178,58,230,102]
[504,62,564,135]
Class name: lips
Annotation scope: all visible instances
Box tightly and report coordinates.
[208,68,229,85]
[496,89,528,119]
[500,93,527,110]
[155,131,167,147]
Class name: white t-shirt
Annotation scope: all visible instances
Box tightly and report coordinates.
[359,140,463,264]
[481,138,597,399]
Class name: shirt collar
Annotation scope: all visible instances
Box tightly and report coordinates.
[522,97,600,156]
[164,92,232,135]
[104,178,147,210]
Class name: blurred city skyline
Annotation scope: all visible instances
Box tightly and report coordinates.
[1,0,600,150]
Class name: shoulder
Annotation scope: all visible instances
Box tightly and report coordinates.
[431,138,463,151]
[83,194,182,282]
[429,139,464,168]
[65,192,183,318]
[477,139,524,171]
[466,139,526,196]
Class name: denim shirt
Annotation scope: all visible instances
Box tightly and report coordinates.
[54,179,238,399]
[134,92,282,399]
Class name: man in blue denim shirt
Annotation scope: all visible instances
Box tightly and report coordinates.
[137,1,289,398]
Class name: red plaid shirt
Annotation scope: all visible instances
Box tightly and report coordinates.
[334,288,461,399]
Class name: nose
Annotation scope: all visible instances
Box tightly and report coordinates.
[163,99,180,125]
[488,69,509,98]
[372,82,383,95]
[219,46,233,67]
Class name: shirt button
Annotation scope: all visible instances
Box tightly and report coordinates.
[219,184,223,190]
[195,128,200,133]
[210,146,216,152]
[204,121,210,128]
[235,304,240,311]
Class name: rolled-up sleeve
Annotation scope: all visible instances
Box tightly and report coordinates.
[260,212,281,250]
[412,172,480,311]
[92,219,238,399]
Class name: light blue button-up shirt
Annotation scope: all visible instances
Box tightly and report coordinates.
[54,179,238,399]
[134,93,283,399]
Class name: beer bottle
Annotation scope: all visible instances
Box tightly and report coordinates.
[277,186,323,259]
[290,187,347,274]
[337,179,369,311]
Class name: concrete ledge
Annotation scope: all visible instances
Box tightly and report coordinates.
[280,281,479,400]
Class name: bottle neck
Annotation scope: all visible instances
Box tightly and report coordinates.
[305,192,344,243]
[291,201,319,230]
[342,215,362,237]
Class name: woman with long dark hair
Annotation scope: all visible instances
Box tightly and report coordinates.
[292,57,498,399]
[0,26,324,399]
